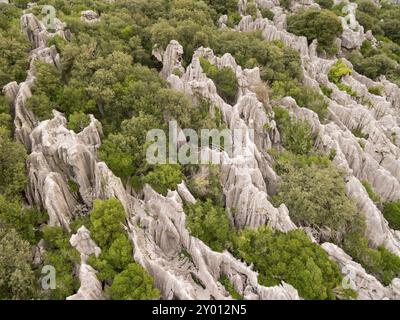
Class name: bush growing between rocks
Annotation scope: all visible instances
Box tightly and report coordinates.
[199,57,238,105]
[273,107,317,155]
[233,227,346,300]
[287,9,342,55]
[383,201,400,231]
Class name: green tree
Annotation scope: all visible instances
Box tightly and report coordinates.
[287,9,343,55]
[0,196,47,245]
[273,107,317,155]
[90,198,126,248]
[67,112,90,132]
[233,227,344,300]
[41,226,80,300]
[143,164,184,196]
[107,263,160,300]
[200,58,238,105]
[0,228,36,299]
[185,199,233,252]
[0,26,30,87]
[0,128,27,199]
[273,156,360,242]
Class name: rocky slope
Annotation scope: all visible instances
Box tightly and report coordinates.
[2,0,400,300]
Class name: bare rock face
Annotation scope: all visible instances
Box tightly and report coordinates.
[322,243,390,300]
[154,40,185,79]
[339,3,365,50]
[128,184,300,300]
[66,264,104,300]
[69,226,101,262]
[80,10,100,24]
[67,226,104,300]
[25,111,106,228]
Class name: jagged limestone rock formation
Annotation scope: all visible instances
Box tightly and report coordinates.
[156,41,296,232]
[129,184,300,300]
[67,226,104,300]
[339,2,365,50]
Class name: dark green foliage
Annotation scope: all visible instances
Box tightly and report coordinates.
[200,57,238,105]
[260,7,274,20]
[361,180,381,204]
[26,62,63,120]
[67,112,90,132]
[0,128,27,199]
[287,9,342,55]
[219,275,243,300]
[234,227,344,300]
[213,32,302,84]
[107,263,160,300]
[42,226,80,300]
[0,196,47,245]
[343,232,400,285]
[89,233,133,283]
[143,164,184,196]
[273,80,329,121]
[86,198,159,299]
[273,107,317,155]
[316,0,333,9]
[320,84,333,98]
[273,153,361,242]
[0,5,30,87]
[185,199,233,252]
[383,201,400,231]
[89,198,126,248]
[368,85,383,96]
[350,3,400,85]
[0,228,36,299]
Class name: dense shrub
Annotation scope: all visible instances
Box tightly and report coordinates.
[143,164,184,196]
[361,180,381,204]
[200,57,238,105]
[316,0,333,9]
[0,196,47,245]
[273,107,317,155]
[68,112,90,132]
[272,80,329,121]
[0,128,27,199]
[287,9,342,55]
[234,227,345,300]
[42,226,80,299]
[213,31,302,84]
[89,198,126,248]
[0,5,30,87]
[273,153,360,242]
[383,201,400,231]
[87,198,160,299]
[107,263,160,300]
[343,232,400,285]
[0,228,37,299]
[185,199,233,252]
[328,59,357,96]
